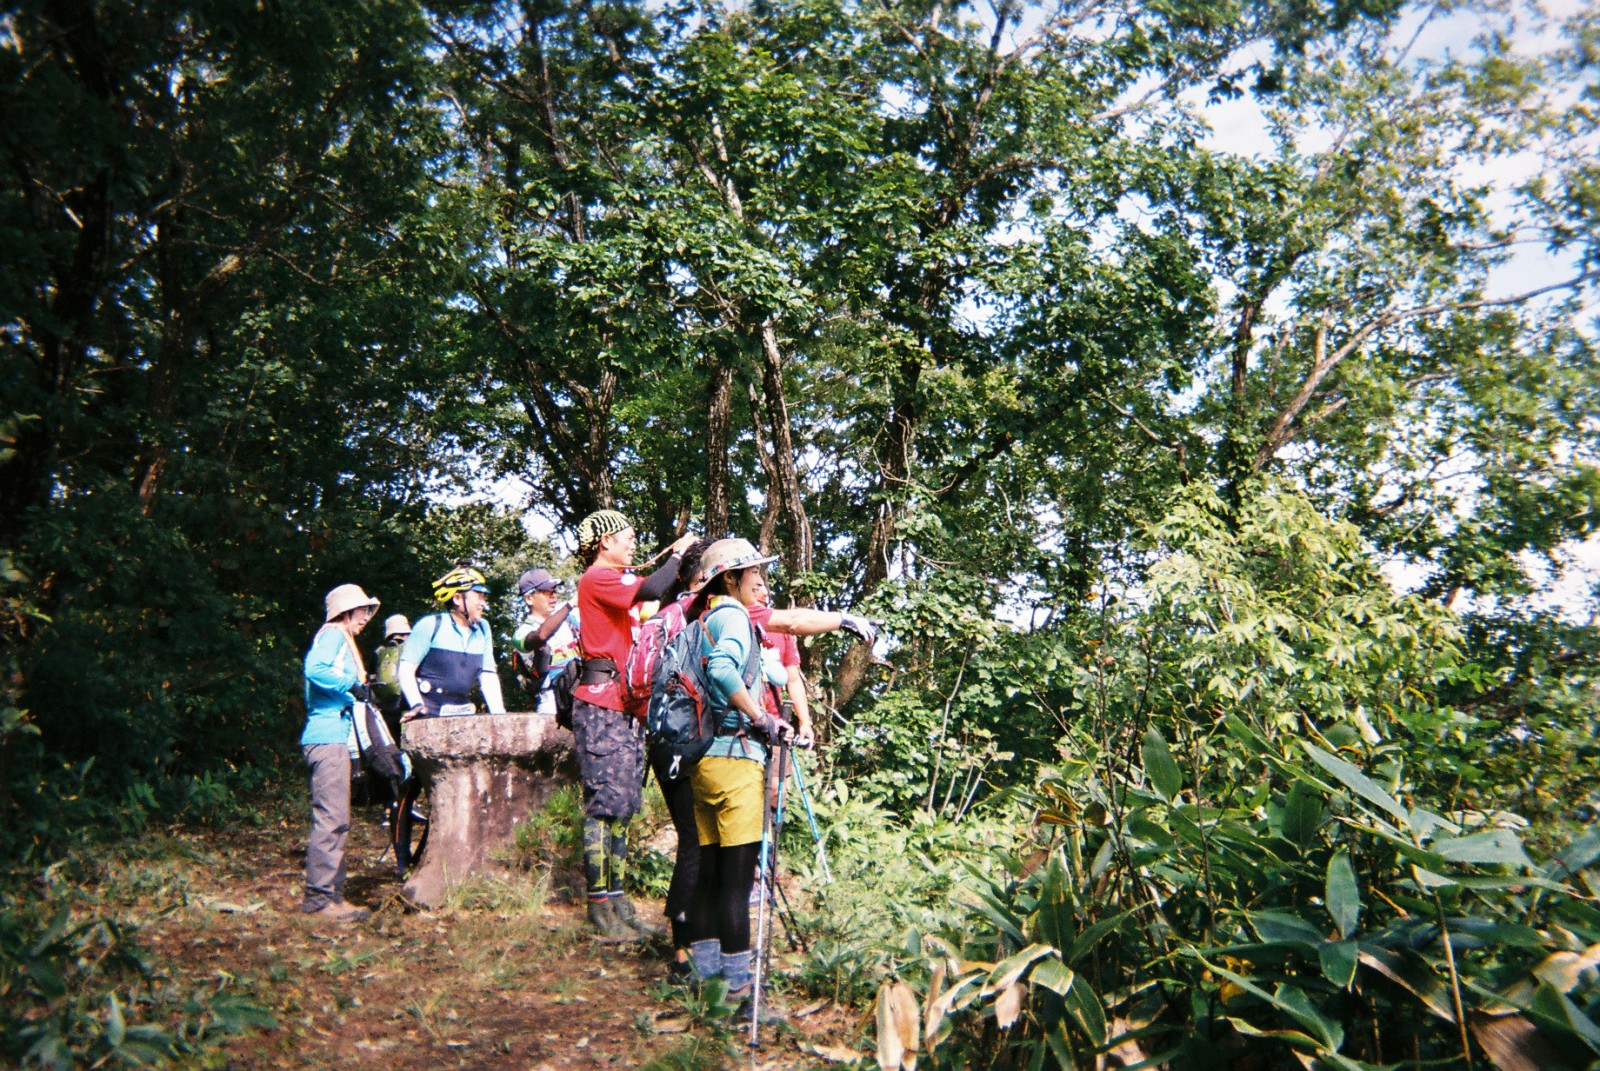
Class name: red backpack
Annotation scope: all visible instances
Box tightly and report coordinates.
[624,598,688,711]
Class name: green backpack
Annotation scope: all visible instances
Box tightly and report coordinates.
[372,642,404,705]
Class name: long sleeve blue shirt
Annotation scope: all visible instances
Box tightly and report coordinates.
[701,598,764,762]
[302,626,361,746]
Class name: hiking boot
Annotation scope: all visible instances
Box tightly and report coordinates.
[306,901,370,923]
[587,898,638,943]
[729,987,786,1026]
[612,896,666,938]
[665,958,695,989]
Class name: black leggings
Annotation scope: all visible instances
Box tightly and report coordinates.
[688,841,761,954]
[650,749,700,948]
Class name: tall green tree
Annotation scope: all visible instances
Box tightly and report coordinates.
[0,0,463,834]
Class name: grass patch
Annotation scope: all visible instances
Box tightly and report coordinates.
[635,1035,734,1071]
[439,868,551,914]
[501,785,583,873]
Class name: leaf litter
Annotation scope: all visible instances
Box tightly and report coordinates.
[124,808,864,1069]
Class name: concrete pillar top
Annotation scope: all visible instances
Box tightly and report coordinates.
[401,712,569,762]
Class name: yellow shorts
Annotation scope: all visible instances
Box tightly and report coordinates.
[692,756,765,847]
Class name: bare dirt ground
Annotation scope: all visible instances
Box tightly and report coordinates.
[121,801,867,1070]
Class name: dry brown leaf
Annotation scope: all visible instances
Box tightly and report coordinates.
[793,998,830,1019]
[877,980,905,1071]
[928,960,946,1012]
[922,971,945,1048]
[802,1042,864,1065]
[652,1017,689,1034]
[1532,944,1600,993]
[924,973,982,1046]
[888,980,921,1061]
[1094,1016,1149,1070]
[995,982,1023,1029]
[1469,1011,1572,1071]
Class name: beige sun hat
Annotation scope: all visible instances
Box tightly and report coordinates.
[697,538,779,587]
[383,614,412,638]
[324,584,380,622]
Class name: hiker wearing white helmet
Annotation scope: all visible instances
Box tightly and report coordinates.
[370,614,412,736]
[680,538,795,1008]
[572,508,697,940]
[300,583,381,923]
[645,538,880,985]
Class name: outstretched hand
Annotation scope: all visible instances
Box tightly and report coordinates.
[838,612,879,647]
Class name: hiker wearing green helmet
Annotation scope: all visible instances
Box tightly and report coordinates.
[572,508,697,940]
[300,583,381,924]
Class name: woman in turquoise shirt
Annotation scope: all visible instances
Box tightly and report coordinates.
[301,583,380,922]
[683,539,795,1009]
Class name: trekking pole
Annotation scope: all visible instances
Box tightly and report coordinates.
[767,752,810,955]
[749,742,787,1047]
[789,757,833,884]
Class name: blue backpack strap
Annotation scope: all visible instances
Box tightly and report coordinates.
[412,612,444,656]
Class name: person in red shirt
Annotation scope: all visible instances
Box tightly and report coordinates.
[572,508,697,940]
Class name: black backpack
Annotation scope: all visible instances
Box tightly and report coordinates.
[645,604,759,782]
[354,702,410,788]
[551,657,581,730]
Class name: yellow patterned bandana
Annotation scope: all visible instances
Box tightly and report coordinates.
[577,509,630,553]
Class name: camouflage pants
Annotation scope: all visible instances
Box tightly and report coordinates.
[571,699,645,820]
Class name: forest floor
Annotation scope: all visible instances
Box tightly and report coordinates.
[98,794,870,1071]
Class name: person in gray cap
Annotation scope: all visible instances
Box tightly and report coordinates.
[512,568,579,716]
[300,583,381,923]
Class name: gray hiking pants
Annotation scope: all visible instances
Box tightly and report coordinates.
[302,743,351,912]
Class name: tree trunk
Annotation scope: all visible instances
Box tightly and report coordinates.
[400,712,577,908]
[756,319,812,578]
[834,356,922,706]
[704,360,735,538]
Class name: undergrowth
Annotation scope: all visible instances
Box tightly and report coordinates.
[782,770,1031,1007]
[0,895,275,1068]
[501,780,674,899]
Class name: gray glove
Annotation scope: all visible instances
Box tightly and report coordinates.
[768,718,796,747]
[838,612,879,646]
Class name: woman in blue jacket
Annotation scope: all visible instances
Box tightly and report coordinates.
[301,583,380,922]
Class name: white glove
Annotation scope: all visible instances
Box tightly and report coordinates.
[839,612,879,646]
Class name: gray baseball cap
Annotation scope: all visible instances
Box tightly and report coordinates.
[517,568,560,595]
